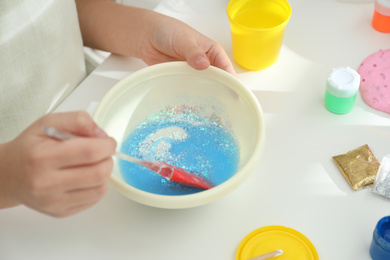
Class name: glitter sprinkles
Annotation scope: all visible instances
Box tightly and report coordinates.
[372,155,390,199]
[138,126,188,161]
[118,105,240,196]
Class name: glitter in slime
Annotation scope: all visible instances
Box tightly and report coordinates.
[119,105,240,196]
[358,49,390,114]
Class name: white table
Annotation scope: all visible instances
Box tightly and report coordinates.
[1,0,390,259]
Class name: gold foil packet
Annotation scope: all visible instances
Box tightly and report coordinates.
[332,144,380,190]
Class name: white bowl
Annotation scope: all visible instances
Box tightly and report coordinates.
[93,62,265,209]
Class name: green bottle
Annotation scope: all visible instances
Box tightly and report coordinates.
[325,67,360,114]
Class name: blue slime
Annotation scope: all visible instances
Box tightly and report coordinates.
[119,106,239,195]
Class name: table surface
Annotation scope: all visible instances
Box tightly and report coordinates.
[1,0,390,259]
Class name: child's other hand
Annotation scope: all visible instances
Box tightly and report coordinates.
[139,12,236,76]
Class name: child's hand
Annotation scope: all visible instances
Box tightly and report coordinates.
[138,12,236,76]
[0,111,116,217]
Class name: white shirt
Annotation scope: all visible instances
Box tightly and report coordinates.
[0,0,86,142]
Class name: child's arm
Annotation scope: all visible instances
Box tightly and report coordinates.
[75,0,236,75]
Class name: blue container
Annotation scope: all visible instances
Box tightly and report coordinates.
[370,216,390,260]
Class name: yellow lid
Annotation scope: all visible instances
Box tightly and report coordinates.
[236,225,319,260]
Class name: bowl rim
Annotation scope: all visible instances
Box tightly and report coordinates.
[93,61,265,209]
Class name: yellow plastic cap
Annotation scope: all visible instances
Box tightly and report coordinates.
[236,225,319,260]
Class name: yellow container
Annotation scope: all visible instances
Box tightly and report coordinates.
[227,0,291,71]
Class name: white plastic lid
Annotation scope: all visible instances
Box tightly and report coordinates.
[326,67,361,98]
[377,0,390,8]
[376,0,390,16]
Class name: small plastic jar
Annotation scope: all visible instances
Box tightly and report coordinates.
[370,216,390,260]
[372,0,390,33]
[324,67,361,114]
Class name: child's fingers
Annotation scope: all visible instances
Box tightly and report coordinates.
[59,157,113,190]
[37,111,107,138]
[47,185,108,218]
[47,137,116,168]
